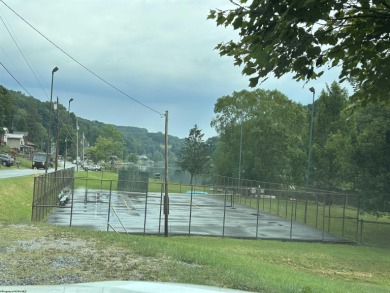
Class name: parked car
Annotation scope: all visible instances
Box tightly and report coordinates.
[87,165,103,171]
[83,165,103,171]
[0,153,15,167]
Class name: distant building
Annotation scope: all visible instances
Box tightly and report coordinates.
[0,128,31,152]
[137,155,154,171]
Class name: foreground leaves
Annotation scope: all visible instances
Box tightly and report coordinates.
[209,0,390,104]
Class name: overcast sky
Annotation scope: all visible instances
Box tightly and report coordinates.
[0,0,352,139]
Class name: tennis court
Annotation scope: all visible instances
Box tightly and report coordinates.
[47,188,345,242]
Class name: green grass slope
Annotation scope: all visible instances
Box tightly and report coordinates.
[0,174,389,292]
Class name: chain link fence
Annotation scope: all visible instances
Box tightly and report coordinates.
[31,168,75,222]
[32,170,390,247]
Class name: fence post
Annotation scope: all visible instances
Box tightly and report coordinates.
[290,196,294,240]
[269,192,272,213]
[70,177,75,227]
[285,192,288,218]
[322,194,326,241]
[294,195,298,220]
[84,178,89,203]
[230,177,234,207]
[158,183,163,235]
[143,183,148,236]
[31,176,37,221]
[189,185,194,236]
[304,193,308,224]
[36,176,41,221]
[356,199,361,244]
[44,174,48,219]
[222,189,227,238]
[106,181,112,232]
[262,192,265,210]
[327,194,331,233]
[256,192,260,239]
[315,193,319,228]
[342,194,347,238]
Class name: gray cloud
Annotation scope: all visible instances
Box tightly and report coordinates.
[0,1,351,138]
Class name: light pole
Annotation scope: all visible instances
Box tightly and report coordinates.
[68,98,73,112]
[54,97,60,171]
[64,138,67,169]
[82,132,85,163]
[45,66,59,175]
[76,119,79,171]
[306,87,315,187]
[237,119,243,207]
[64,98,73,169]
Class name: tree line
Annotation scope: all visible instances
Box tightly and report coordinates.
[180,84,390,214]
[201,0,389,214]
[0,85,183,163]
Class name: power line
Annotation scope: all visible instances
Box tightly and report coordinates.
[0,61,33,97]
[0,14,49,100]
[0,0,165,117]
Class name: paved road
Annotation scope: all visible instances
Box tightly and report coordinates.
[0,162,76,179]
[0,167,45,179]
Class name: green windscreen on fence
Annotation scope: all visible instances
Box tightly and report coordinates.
[117,168,149,193]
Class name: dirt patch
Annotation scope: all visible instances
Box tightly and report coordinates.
[313,269,373,279]
[0,223,174,285]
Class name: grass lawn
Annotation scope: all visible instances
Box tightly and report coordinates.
[1,174,389,292]
[74,170,209,194]
[236,194,390,249]
[0,176,34,222]
[0,221,389,292]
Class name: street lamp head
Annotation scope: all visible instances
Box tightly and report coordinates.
[52,66,59,73]
[309,87,315,93]
[68,98,74,113]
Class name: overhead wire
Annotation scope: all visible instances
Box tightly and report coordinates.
[0,0,165,118]
[0,12,49,100]
[0,62,76,145]
[0,61,33,97]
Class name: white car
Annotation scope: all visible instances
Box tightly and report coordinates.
[88,165,102,171]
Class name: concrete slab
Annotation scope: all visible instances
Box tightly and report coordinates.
[47,189,344,242]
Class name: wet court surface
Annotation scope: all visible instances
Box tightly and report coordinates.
[47,189,344,242]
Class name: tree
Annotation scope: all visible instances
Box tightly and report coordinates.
[310,82,352,189]
[86,124,125,163]
[208,0,389,103]
[211,89,307,184]
[0,86,13,130]
[128,153,138,164]
[350,103,390,214]
[178,125,209,184]
[99,124,123,142]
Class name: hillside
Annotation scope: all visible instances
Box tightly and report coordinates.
[0,85,185,162]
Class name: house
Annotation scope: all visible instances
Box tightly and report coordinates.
[1,128,29,151]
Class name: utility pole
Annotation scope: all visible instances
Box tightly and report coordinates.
[64,98,73,169]
[76,119,79,172]
[236,119,243,207]
[54,97,60,171]
[164,110,169,237]
[45,66,58,175]
[306,87,315,187]
[82,132,85,163]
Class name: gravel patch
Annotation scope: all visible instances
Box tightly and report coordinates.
[0,223,173,286]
